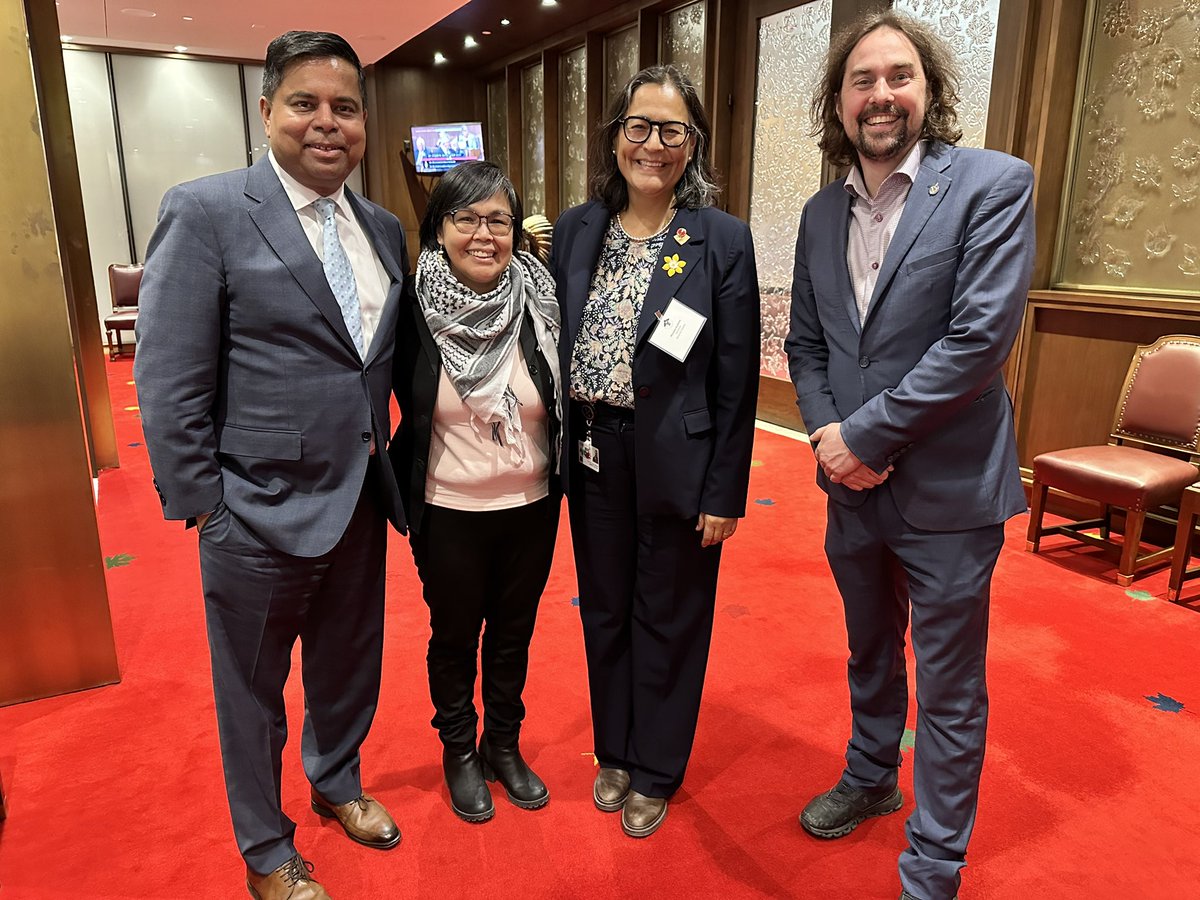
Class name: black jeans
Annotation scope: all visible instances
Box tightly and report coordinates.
[409,496,559,750]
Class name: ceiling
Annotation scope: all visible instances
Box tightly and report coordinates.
[52,0,474,64]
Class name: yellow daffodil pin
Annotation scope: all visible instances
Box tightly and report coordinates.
[662,254,686,277]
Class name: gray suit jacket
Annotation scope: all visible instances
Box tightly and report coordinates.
[785,142,1035,532]
[134,156,409,557]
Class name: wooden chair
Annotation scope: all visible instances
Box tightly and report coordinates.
[104,263,143,360]
[1026,334,1200,586]
[1168,485,1200,602]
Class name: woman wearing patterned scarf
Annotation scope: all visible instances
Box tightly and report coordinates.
[390,161,561,823]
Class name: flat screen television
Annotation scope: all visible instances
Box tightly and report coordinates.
[411,122,485,174]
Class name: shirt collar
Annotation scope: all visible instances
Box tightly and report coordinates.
[267,150,348,215]
[844,139,926,201]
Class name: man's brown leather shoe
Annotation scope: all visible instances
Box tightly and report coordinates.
[310,791,401,850]
[593,767,631,812]
[621,790,667,838]
[246,854,330,900]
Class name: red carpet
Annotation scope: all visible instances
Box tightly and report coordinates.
[1,359,1198,898]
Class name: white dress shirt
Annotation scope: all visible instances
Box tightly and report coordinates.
[268,151,389,356]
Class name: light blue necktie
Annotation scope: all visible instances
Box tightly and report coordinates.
[313,197,365,357]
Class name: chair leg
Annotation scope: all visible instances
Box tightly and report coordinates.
[1168,492,1199,603]
[107,329,116,361]
[1100,504,1112,540]
[1117,508,1146,587]
[1026,480,1048,553]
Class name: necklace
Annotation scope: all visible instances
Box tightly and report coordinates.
[616,210,677,262]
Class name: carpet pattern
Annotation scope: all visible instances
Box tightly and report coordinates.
[0,360,1197,898]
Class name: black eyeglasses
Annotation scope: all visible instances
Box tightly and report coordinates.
[447,209,516,236]
[619,116,693,148]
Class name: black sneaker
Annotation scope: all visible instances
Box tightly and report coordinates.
[799,780,902,838]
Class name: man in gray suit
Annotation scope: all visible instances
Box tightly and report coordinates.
[135,31,407,900]
[785,12,1034,900]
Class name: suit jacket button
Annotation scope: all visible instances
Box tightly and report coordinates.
[638,386,651,398]
[361,431,372,442]
[858,356,870,368]
[528,363,539,376]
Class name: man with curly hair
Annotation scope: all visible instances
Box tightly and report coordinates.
[786,12,1035,900]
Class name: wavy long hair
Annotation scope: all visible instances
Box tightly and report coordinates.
[811,11,962,167]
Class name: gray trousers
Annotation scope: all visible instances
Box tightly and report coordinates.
[198,486,386,874]
[825,483,1004,900]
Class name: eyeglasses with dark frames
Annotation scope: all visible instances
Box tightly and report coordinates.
[446,209,516,236]
[619,116,693,148]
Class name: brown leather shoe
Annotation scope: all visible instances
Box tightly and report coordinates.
[593,767,631,812]
[621,790,667,838]
[246,854,330,900]
[310,791,401,850]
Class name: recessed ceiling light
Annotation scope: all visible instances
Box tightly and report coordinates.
[182,16,193,21]
[433,51,447,64]
[120,8,157,17]
[482,30,492,36]
[541,0,558,6]
[464,35,477,48]
[174,45,188,52]
[500,19,510,26]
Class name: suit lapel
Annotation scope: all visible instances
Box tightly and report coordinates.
[862,143,953,329]
[245,159,360,357]
[563,204,611,356]
[827,190,859,336]
[635,207,704,346]
[349,192,407,367]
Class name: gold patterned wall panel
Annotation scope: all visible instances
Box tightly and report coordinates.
[604,25,639,113]
[749,1,832,379]
[560,45,588,210]
[522,62,546,217]
[488,78,509,177]
[1056,0,1200,296]
[892,0,1000,149]
[661,1,707,96]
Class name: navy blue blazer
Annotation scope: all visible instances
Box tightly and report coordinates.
[551,201,761,519]
[785,142,1035,532]
[135,156,409,555]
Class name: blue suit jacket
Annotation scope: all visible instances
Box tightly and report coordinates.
[551,201,761,519]
[785,142,1035,532]
[134,156,409,556]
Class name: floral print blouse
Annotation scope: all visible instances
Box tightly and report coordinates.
[569,216,671,410]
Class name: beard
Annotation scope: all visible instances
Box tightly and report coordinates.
[852,105,914,161]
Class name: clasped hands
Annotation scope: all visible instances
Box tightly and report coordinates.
[810,422,892,491]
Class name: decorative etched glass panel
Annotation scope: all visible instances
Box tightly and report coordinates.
[893,0,999,148]
[604,25,639,114]
[522,62,546,218]
[1057,2,1200,294]
[488,78,509,177]
[748,1,832,379]
[560,45,588,211]
[661,1,707,97]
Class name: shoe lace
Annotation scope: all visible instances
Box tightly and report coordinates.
[280,856,315,887]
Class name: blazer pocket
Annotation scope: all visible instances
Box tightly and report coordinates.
[683,408,713,437]
[904,244,960,274]
[218,424,302,460]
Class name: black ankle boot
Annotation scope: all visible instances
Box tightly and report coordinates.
[478,733,549,810]
[442,746,495,823]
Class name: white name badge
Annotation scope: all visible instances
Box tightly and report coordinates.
[648,298,706,362]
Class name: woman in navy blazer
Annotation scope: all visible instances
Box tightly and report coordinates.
[550,65,760,837]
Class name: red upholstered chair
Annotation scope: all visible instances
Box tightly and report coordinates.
[104,263,143,360]
[1026,334,1200,587]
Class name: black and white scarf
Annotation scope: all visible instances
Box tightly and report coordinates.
[416,248,561,456]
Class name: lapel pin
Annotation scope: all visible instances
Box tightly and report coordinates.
[662,253,686,277]
[929,183,940,196]
[674,227,690,245]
